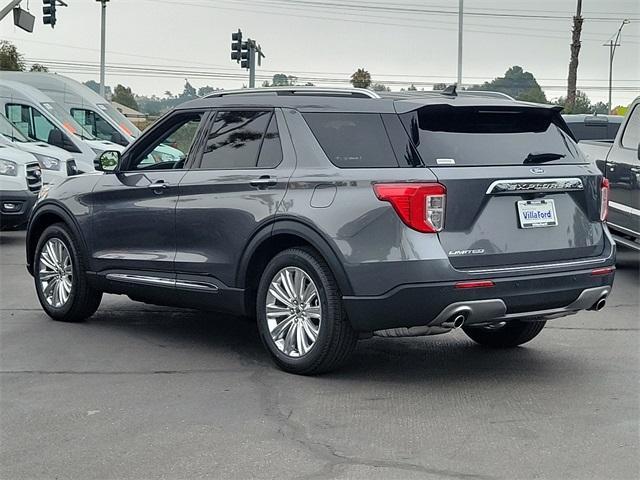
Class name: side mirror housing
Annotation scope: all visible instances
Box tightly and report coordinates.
[95,150,121,172]
[48,128,65,148]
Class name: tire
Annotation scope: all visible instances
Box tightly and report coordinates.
[462,320,546,348]
[34,223,102,322]
[256,247,358,375]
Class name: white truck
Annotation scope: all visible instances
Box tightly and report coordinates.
[580,96,640,251]
[0,144,41,230]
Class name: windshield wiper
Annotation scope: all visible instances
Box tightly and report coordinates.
[524,152,566,164]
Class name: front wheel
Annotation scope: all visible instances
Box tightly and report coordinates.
[256,247,357,375]
[462,320,546,348]
[34,224,102,322]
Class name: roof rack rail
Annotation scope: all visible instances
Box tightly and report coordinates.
[205,87,380,99]
[378,90,516,101]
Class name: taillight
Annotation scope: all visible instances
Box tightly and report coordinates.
[600,178,610,221]
[373,183,446,233]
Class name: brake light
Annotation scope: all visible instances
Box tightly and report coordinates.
[455,280,495,289]
[591,266,614,276]
[600,178,610,221]
[373,183,446,233]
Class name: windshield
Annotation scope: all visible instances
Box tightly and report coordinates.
[0,114,29,142]
[40,102,96,140]
[401,106,584,166]
[97,102,140,138]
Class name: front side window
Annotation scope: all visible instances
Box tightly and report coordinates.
[127,112,204,171]
[621,105,640,149]
[200,110,274,169]
[71,108,125,145]
[6,104,58,143]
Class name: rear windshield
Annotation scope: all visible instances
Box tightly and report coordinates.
[401,106,585,166]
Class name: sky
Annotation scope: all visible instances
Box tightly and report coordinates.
[2,0,639,105]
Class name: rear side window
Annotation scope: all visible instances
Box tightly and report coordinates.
[401,106,584,166]
[303,113,398,168]
[200,110,276,169]
[621,105,640,149]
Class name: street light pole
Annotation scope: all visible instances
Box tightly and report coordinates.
[97,0,109,99]
[604,19,630,114]
[457,0,463,86]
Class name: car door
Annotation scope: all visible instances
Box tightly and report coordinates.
[88,109,210,282]
[174,108,296,311]
[606,104,640,236]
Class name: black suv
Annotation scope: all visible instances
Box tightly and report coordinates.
[26,87,616,374]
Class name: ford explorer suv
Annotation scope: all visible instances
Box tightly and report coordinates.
[579,97,639,251]
[25,87,616,374]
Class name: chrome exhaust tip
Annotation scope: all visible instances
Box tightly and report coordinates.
[588,296,607,311]
[441,313,467,329]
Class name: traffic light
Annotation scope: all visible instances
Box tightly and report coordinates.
[43,0,57,28]
[231,30,243,62]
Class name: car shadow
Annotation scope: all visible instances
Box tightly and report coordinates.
[87,303,586,385]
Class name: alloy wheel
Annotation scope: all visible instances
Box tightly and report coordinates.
[38,238,73,308]
[265,267,321,357]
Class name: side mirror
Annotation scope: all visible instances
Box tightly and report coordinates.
[95,150,120,172]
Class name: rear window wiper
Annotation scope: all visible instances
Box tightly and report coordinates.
[523,152,566,164]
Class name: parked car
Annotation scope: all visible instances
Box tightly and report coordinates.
[579,97,640,251]
[563,114,623,142]
[0,144,41,229]
[26,87,616,374]
[0,79,124,173]
[0,113,77,184]
[0,72,183,162]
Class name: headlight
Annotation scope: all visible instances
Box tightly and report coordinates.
[0,159,18,176]
[35,154,61,171]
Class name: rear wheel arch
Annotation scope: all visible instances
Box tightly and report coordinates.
[238,220,354,317]
[27,205,88,276]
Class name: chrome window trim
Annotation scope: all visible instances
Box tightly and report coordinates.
[485,177,584,194]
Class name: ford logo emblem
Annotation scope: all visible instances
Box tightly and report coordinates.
[530,167,545,175]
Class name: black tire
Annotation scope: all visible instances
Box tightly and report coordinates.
[256,247,357,375]
[34,223,102,322]
[462,320,546,348]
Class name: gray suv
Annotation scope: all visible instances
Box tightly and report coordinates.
[26,87,616,374]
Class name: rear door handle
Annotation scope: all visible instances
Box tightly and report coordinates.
[250,175,277,188]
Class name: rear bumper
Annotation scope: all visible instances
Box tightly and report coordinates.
[343,267,615,332]
[0,190,37,229]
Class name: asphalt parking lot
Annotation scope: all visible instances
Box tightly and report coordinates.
[0,230,638,480]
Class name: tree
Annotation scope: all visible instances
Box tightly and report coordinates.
[112,84,138,110]
[432,83,447,90]
[555,90,594,114]
[472,66,547,103]
[566,0,584,112]
[350,68,372,89]
[270,74,297,86]
[0,41,25,71]
[371,83,390,92]
[29,63,49,72]
[84,80,112,97]
[180,80,196,99]
[197,86,217,96]
[407,84,417,91]
[592,102,609,114]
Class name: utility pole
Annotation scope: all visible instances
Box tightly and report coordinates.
[604,19,630,114]
[457,0,463,86]
[97,0,109,99]
[565,0,583,113]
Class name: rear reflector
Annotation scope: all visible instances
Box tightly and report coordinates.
[455,280,495,289]
[591,267,615,276]
[600,178,610,222]
[373,183,446,233]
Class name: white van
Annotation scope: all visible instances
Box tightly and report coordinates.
[0,80,123,173]
[0,144,41,230]
[0,113,77,184]
[1,73,181,161]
